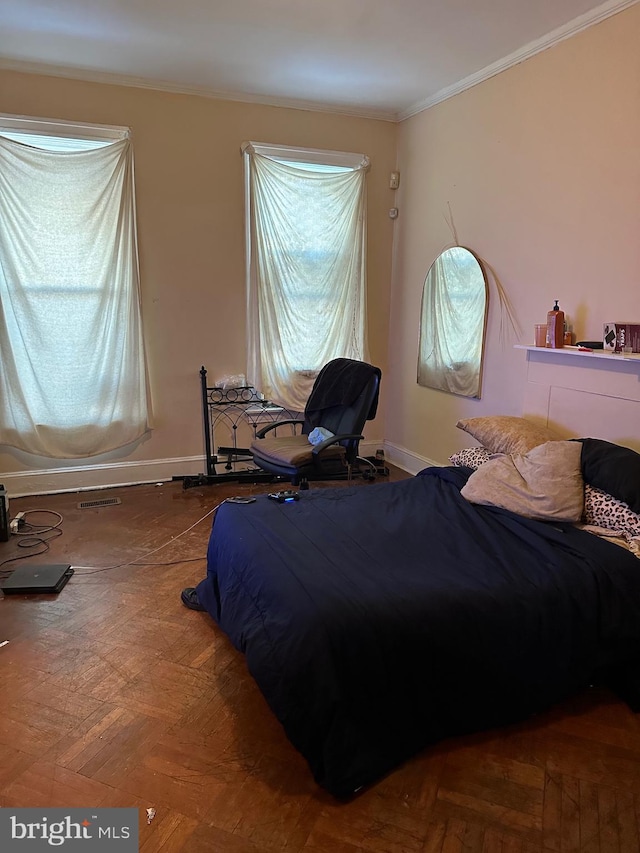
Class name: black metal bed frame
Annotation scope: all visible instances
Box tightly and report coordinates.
[179,366,299,489]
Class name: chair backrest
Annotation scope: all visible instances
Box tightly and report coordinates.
[302,360,381,451]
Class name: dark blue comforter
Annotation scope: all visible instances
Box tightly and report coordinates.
[197,467,640,797]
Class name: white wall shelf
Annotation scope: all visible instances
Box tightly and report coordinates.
[516,345,640,450]
[515,345,640,366]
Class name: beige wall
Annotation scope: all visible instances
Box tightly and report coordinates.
[387,4,640,468]
[3,2,639,490]
[0,72,397,489]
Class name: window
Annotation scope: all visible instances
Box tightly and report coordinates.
[0,115,150,458]
[243,141,369,412]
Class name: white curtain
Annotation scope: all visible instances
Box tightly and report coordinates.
[245,147,368,412]
[0,135,151,458]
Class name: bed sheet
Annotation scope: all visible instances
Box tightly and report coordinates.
[196,467,640,797]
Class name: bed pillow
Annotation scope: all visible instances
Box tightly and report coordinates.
[449,447,492,470]
[584,484,640,538]
[456,416,561,456]
[461,440,584,522]
[576,438,640,515]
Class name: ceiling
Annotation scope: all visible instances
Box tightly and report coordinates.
[0,0,636,121]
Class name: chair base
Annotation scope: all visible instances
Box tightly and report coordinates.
[175,469,280,490]
[175,458,388,490]
[250,456,386,486]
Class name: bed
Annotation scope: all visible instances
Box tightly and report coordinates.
[195,416,640,799]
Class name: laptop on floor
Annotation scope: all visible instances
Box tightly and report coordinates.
[0,563,74,595]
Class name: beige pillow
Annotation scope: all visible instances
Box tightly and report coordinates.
[456,415,560,455]
[460,440,584,522]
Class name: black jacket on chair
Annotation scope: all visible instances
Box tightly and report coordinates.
[250,358,381,484]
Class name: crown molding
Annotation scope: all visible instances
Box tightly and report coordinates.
[0,58,397,124]
[398,0,640,121]
[1,0,636,125]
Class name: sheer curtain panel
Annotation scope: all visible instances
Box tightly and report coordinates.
[0,127,150,458]
[244,143,369,412]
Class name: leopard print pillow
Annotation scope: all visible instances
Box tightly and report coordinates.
[449,447,492,470]
[583,484,640,538]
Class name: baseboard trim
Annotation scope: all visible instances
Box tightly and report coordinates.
[0,441,389,497]
[382,441,442,476]
[0,456,207,497]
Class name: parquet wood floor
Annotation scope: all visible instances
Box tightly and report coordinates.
[1,470,639,851]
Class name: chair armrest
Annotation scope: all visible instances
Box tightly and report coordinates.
[255,419,304,439]
[311,433,364,456]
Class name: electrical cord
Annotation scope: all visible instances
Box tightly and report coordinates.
[12,509,64,535]
[71,502,223,576]
[121,556,207,567]
[0,509,65,577]
[1,501,223,581]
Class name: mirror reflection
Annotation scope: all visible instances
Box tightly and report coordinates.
[417,246,488,398]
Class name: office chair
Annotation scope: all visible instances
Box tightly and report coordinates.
[250,358,381,485]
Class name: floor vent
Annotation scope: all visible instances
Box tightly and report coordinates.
[77,497,122,510]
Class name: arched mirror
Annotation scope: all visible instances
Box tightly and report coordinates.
[417,246,489,398]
